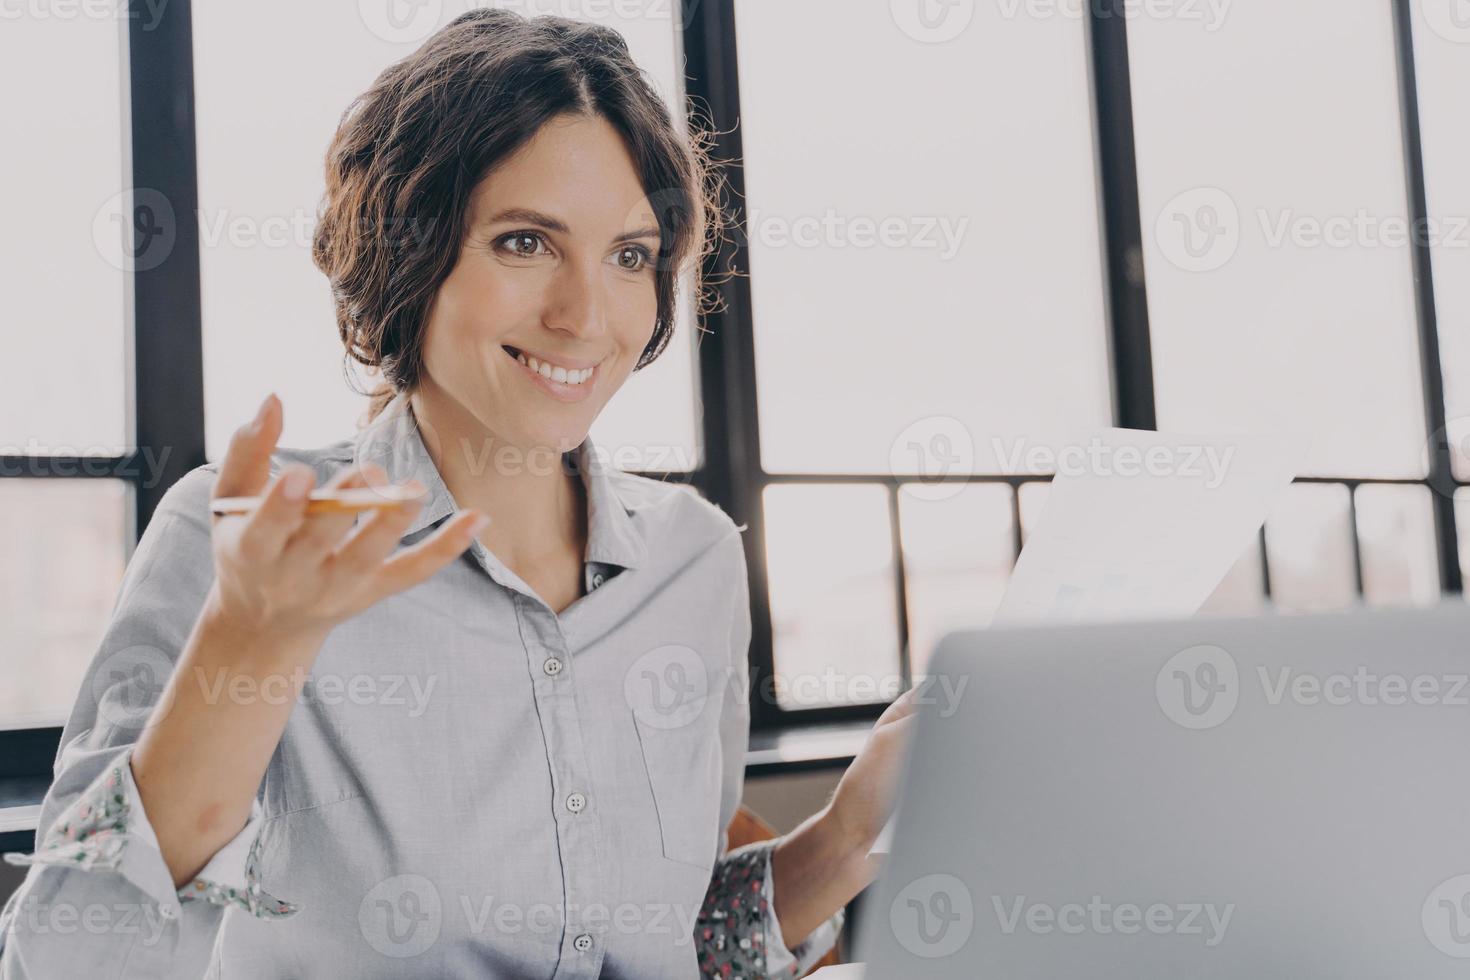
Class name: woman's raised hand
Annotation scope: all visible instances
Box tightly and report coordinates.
[205,393,489,642]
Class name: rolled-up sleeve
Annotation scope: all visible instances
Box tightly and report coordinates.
[693,528,843,977]
[0,467,298,978]
[698,840,844,978]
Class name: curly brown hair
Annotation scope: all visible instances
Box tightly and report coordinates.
[312,8,722,421]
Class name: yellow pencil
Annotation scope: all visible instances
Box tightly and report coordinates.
[210,484,426,517]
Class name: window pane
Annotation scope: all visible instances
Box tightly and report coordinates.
[735,0,1110,474]
[0,13,126,452]
[193,1,695,461]
[0,480,129,727]
[1132,3,1425,478]
[898,483,1014,677]
[763,484,899,709]
[1265,483,1357,613]
[1411,7,1470,481]
[1355,484,1439,606]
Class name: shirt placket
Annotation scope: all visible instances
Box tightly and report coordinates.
[511,591,607,979]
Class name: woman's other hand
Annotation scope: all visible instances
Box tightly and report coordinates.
[205,393,489,644]
[826,685,921,853]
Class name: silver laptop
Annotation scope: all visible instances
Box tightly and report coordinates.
[857,602,1470,977]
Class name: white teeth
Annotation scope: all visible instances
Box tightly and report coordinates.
[516,352,593,386]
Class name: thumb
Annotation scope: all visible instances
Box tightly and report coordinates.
[214,393,282,500]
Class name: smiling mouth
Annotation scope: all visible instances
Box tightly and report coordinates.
[501,345,598,387]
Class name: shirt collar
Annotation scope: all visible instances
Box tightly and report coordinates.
[345,389,647,571]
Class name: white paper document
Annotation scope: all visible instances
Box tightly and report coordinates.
[992,429,1306,625]
[868,429,1307,858]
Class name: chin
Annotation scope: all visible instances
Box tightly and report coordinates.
[524,419,591,457]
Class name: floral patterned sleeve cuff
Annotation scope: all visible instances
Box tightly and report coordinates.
[1,749,299,921]
[696,838,845,978]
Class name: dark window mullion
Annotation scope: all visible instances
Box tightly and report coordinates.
[1010,484,1025,564]
[681,0,798,730]
[129,0,206,536]
[1347,485,1367,596]
[1258,527,1273,601]
[888,483,913,688]
[1391,0,1462,594]
[1087,0,1156,432]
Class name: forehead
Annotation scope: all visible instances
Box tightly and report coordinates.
[469,114,654,229]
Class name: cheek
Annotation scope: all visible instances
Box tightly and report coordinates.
[427,263,546,356]
[609,278,660,351]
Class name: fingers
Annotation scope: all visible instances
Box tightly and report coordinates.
[278,463,388,565]
[867,712,919,763]
[364,510,490,604]
[325,492,432,583]
[211,395,322,563]
[886,712,918,736]
[875,684,921,728]
[213,394,281,502]
[877,712,918,767]
[231,461,327,563]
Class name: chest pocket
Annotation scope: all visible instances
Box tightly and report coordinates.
[633,713,724,871]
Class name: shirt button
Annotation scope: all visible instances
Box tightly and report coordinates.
[566,792,586,813]
[160,904,179,920]
[543,657,563,676]
[591,572,606,589]
[573,933,594,952]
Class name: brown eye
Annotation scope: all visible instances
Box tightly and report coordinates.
[615,246,650,271]
[499,232,545,257]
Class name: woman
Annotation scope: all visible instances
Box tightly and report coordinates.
[0,9,913,978]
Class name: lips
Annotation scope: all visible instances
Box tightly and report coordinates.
[500,344,599,403]
[501,345,600,372]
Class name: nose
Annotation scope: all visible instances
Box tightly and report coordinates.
[542,256,607,340]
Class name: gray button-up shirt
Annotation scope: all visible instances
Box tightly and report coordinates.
[0,392,841,978]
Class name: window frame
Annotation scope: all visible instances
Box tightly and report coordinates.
[2,0,205,790]
[2,0,1465,787]
[686,0,1466,732]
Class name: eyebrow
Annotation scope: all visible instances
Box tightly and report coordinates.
[484,207,661,244]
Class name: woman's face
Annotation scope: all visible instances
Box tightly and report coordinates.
[419,112,661,460]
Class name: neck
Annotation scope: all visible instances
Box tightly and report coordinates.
[408,382,587,572]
